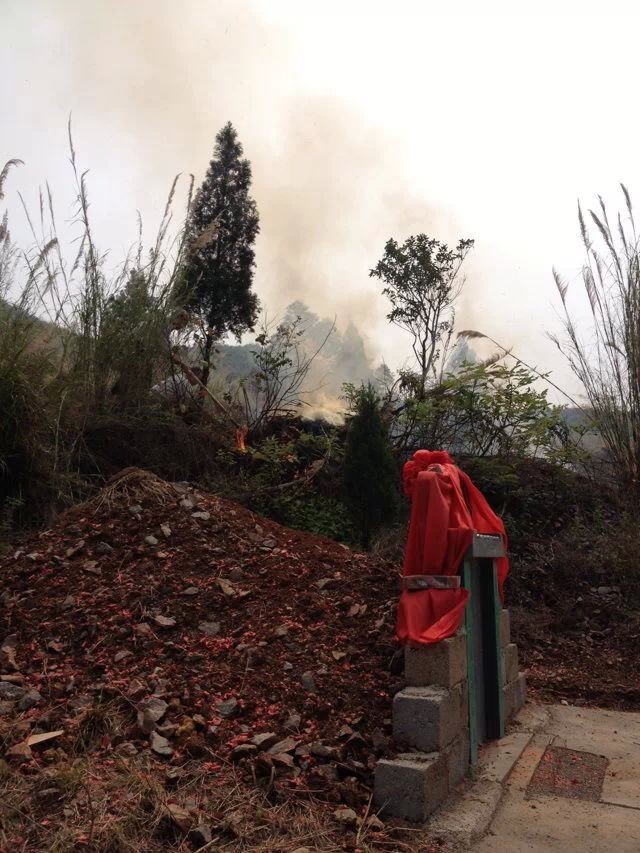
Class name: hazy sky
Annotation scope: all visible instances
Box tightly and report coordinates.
[4,0,640,398]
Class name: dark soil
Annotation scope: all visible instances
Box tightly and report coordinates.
[0,470,400,804]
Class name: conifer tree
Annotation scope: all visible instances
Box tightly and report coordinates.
[182,122,259,385]
[343,384,398,549]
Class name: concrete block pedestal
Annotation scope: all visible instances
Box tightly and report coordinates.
[374,611,526,822]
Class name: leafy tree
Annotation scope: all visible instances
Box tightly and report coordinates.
[370,235,473,398]
[343,384,398,549]
[182,122,260,386]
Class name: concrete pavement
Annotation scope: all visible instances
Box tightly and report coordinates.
[473,703,640,852]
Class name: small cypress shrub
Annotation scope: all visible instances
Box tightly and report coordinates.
[343,384,398,549]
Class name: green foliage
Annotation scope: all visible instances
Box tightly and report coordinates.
[181,123,260,383]
[343,384,398,549]
[393,362,585,464]
[370,234,473,394]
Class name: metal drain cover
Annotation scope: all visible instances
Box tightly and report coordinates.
[527,746,609,802]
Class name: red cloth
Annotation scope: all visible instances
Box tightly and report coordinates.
[396,450,508,646]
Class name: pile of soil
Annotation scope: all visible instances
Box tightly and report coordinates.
[0,470,401,824]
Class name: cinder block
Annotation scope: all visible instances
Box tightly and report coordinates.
[393,684,464,752]
[374,752,448,822]
[444,728,470,789]
[500,609,511,649]
[405,631,467,688]
[503,672,526,720]
[501,643,519,685]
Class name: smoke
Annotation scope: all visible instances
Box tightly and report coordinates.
[5,0,474,403]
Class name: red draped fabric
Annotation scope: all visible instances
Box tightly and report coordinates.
[396,450,508,646]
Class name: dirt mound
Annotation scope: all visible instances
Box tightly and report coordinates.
[0,470,402,839]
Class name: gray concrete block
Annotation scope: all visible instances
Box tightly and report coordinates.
[503,672,526,720]
[405,631,467,688]
[500,609,510,649]
[500,643,519,685]
[374,752,448,822]
[445,728,470,789]
[393,684,465,752]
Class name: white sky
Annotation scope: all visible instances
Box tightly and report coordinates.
[3,0,640,399]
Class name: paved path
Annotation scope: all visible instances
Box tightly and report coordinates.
[473,704,640,852]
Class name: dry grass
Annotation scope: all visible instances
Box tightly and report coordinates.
[0,693,444,852]
[78,467,179,514]
[0,748,440,852]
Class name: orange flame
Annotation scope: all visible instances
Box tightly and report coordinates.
[235,427,247,453]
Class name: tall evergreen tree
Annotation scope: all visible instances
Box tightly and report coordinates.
[183,122,260,386]
[343,384,398,549]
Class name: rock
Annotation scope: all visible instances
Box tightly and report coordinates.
[150,731,173,756]
[154,615,176,628]
[231,743,257,761]
[367,815,385,832]
[315,578,334,590]
[291,847,311,853]
[0,681,26,701]
[17,688,42,711]
[82,560,101,576]
[283,661,293,671]
[262,537,277,550]
[217,579,236,597]
[65,540,85,558]
[597,586,613,595]
[139,697,169,723]
[273,624,289,638]
[301,671,317,692]
[187,824,213,849]
[309,742,339,760]
[0,700,15,715]
[272,752,295,768]
[115,741,139,756]
[217,697,238,718]
[332,650,347,661]
[95,541,113,555]
[268,737,298,755]
[284,713,301,732]
[160,524,172,538]
[333,807,358,826]
[127,679,147,701]
[229,567,243,581]
[167,802,192,831]
[145,535,159,546]
[192,511,210,521]
[61,595,75,610]
[193,714,207,730]
[180,498,195,510]
[6,742,32,763]
[183,587,199,596]
[198,621,220,636]
[1,634,18,670]
[251,732,279,750]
